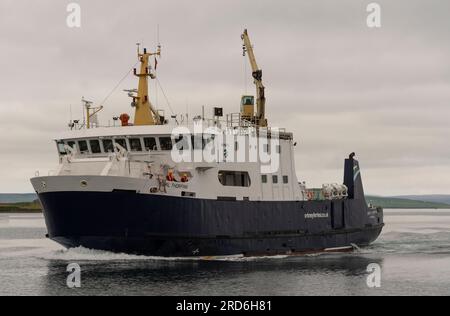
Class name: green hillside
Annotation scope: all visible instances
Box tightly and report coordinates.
[366,196,450,209]
[393,195,450,205]
[0,200,42,213]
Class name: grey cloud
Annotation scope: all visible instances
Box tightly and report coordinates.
[0,0,449,194]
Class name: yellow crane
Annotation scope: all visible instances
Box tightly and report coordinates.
[241,29,267,127]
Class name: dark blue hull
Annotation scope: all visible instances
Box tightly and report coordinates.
[38,192,383,257]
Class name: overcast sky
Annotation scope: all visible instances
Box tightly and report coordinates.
[1,0,449,195]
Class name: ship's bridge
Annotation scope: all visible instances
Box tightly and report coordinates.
[56,119,292,157]
[56,124,214,157]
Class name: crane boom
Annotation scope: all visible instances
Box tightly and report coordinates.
[242,29,267,127]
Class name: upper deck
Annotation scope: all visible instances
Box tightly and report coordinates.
[58,115,293,142]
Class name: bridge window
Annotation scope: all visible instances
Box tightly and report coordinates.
[159,137,173,151]
[144,137,157,151]
[102,139,114,153]
[90,140,101,154]
[283,176,289,184]
[174,135,190,151]
[129,138,143,152]
[218,171,251,187]
[57,141,66,155]
[78,140,89,154]
[203,134,216,149]
[67,141,76,150]
[191,135,204,150]
[114,138,127,150]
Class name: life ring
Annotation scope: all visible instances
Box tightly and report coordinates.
[306,191,314,201]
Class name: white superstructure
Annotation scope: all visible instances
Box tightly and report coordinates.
[33,119,306,202]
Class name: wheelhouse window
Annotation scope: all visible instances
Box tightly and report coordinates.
[129,138,143,152]
[188,134,217,150]
[90,140,101,154]
[218,171,251,187]
[102,139,114,153]
[78,140,89,154]
[191,135,204,150]
[114,138,127,150]
[159,137,173,151]
[174,135,190,151]
[203,134,216,150]
[67,141,76,150]
[57,141,66,155]
[144,137,157,151]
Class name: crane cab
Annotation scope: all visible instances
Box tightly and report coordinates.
[240,95,255,120]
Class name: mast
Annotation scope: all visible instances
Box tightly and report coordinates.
[82,97,103,129]
[133,44,161,126]
[242,29,267,127]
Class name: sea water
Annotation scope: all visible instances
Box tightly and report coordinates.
[0,210,449,296]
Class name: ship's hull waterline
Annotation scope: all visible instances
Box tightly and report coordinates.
[37,190,383,257]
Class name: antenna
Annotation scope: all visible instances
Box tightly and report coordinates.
[68,104,76,130]
[82,97,86,126]
[136,43,141,55]
[186,98,189,124]
[157,24,160,46]
[155,24,160,109]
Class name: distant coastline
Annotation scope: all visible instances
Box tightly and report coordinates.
[0,201,42,213]
[366,195,450,209]
[1,193,450,212]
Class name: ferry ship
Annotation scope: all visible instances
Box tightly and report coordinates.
[31,30,384,257]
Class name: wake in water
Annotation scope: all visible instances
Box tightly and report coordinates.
[0,238,281,262]
[3,231,450,263]
[367,230,450,255]
[34,246,295,262]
